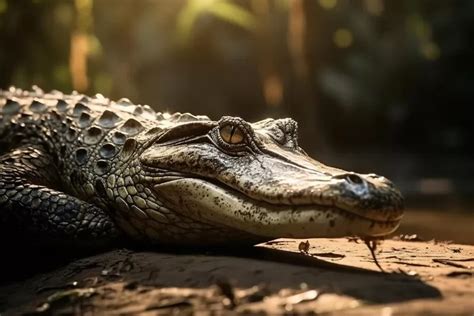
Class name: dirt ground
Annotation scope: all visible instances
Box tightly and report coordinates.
[0,237,473,315]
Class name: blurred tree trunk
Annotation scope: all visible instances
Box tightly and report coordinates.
[0,0,73,91]
[285,0,328,153]
[252,0,327,153]
[0,1,39,87]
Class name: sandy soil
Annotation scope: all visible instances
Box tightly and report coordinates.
[0,238,473,315]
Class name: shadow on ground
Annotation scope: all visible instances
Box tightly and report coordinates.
[0,238,453,315]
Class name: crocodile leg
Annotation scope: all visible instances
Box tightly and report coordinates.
[0,146,120,247]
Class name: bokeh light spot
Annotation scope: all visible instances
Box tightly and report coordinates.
[421,42,441,60]
[0,0,7,15]
[364,0,384,16]
[318,0,337,10]
[263,74,283,107]
[333,28,353,48]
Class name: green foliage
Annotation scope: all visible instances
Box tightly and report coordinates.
[176,0,256,45]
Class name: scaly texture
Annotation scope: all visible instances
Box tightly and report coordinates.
[0,86,403,246]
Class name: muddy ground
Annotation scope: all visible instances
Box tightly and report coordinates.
[0,237,473,315]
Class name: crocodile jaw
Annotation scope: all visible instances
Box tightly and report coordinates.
[154,178,402,239]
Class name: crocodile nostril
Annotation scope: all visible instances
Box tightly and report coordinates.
[334,173,365,185]
[345,174,364,185]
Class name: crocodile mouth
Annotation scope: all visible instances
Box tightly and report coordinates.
[152,177,403,239]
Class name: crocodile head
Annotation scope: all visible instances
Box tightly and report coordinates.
[137,116,403,245]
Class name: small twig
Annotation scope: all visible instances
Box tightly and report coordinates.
[437,257,474,262]
[364,239,385,273]
[432,258,470,269]
[311,252,345,259]
[391,261,430,267]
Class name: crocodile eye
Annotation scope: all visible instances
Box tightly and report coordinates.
[219,124,244,144]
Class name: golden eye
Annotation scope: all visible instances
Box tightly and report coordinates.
[219,124,244,144]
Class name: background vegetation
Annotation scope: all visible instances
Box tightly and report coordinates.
[1,0,473,209]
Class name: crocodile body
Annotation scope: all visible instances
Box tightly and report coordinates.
[0,86,403,247]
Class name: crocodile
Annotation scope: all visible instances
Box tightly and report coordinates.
[0,86,403,247]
